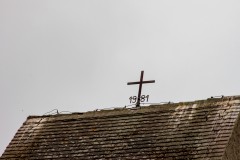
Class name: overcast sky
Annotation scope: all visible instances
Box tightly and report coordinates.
[1,0,240,155]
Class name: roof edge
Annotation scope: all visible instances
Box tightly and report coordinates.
[25,95,240,122]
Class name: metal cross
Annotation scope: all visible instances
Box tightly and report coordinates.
[127,71,155,107]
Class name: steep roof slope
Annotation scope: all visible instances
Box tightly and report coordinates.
[1,96,240,160]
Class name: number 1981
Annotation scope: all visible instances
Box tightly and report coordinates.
[129,95,149,103]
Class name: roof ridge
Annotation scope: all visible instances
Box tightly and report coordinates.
[26,96,240,121]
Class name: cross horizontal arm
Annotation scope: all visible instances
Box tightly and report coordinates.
[127,80,155,85]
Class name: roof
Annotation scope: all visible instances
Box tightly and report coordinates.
[1,96,240,159]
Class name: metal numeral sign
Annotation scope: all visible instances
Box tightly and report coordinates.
[129,95,149,104]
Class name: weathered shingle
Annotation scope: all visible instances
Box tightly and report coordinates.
[1,96,240,159]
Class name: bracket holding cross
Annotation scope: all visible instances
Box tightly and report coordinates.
[127,71,155,107]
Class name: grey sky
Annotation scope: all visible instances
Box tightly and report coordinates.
[1,0,240,155]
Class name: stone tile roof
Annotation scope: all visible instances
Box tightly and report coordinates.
[1,96,240,160]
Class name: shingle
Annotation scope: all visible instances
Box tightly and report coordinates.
[1,96,240,159]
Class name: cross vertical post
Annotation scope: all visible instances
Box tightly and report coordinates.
[136,71,144,107]
[127,71,155,107]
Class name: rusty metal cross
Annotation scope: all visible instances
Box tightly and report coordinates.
[127,71,155,107]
